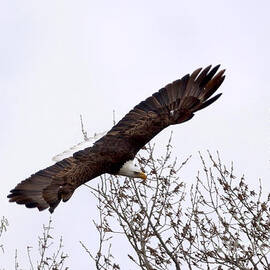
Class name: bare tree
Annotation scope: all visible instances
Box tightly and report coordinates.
[4,115,270,269]
[81,134,270,270]
[14,218,68,270]
[0,216,8,255]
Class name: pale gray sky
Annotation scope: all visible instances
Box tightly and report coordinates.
[1,0,269,269]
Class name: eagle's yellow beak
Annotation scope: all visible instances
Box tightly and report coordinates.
[138,172,147,181]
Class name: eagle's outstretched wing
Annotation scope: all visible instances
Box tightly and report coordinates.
[101,65,225,155]
[8,154,105,213]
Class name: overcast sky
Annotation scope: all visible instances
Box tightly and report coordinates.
[1,0,269,269]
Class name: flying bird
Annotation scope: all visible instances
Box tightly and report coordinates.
[8,65,225,213]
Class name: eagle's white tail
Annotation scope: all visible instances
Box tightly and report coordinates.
[52,131,107,162]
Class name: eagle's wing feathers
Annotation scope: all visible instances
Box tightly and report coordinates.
[106,65,225,155]
[8,156,105,213]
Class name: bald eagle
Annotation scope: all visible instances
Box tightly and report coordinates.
[8,65,225,213]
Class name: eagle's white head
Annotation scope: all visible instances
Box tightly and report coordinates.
[118,160,147,180]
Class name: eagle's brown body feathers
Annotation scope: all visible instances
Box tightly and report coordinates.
[8,65,225,213]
